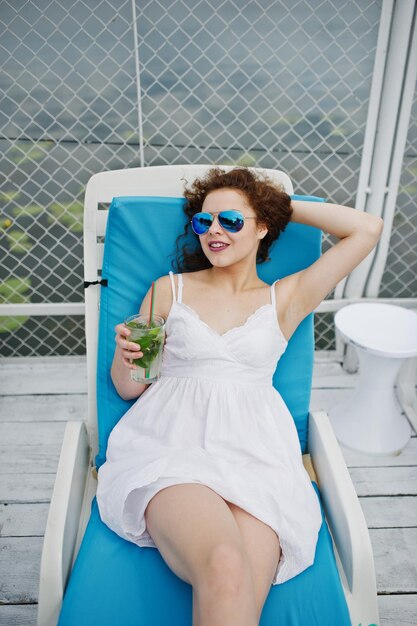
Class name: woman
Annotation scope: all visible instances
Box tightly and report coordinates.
[97,167,383,626]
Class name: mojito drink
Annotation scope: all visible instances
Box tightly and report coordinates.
[125,314,165,383]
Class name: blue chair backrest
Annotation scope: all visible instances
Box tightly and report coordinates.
[96,195,324,469]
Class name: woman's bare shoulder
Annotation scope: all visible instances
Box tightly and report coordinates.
[139,273,174,320]
[155,273,176,299]
[155,273,173,285]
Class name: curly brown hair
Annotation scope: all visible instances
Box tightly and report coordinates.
[173,166,293,272]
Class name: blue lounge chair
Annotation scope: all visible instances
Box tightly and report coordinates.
[38,165,379,626]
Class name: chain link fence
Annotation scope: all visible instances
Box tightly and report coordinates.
[1,0,413,357]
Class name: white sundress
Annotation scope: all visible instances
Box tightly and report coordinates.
[96,271,322,585]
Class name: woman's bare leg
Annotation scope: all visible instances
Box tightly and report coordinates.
[144,483,258,626]
[225,501,281,622]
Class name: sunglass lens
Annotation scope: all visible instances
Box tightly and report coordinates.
[191,212,213,234]
[218,210,245,232]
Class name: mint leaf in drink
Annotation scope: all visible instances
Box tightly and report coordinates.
[126,321,144,330]
[137,335,153,349]
[131,326,164,369]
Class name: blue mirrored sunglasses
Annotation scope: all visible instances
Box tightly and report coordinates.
[191,210,256,235]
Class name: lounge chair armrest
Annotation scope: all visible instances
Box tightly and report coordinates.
[37,421,90,626]
[308,409,379,626]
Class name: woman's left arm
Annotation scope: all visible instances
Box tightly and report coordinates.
[290,199,383,238]
[281,200,384,337]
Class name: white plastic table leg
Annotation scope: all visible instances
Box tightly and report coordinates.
[329,346,411,455]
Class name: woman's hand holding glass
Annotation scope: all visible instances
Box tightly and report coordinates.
[115,322,143,371]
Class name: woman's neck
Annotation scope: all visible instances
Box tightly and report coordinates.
[204,265,263,294]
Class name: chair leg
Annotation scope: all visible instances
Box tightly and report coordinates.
[335,325,359,374]
[396,355,417,434]
[342,341,359,374]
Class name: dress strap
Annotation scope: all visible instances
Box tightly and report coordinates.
[177,274,183,303]
[168,270,177,303]
[270,279,279,308]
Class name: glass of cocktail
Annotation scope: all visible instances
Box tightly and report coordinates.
[124,314,165,383]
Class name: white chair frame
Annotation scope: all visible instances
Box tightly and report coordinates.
[37,164,379,626]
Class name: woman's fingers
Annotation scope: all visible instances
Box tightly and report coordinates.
[115,323,143,367]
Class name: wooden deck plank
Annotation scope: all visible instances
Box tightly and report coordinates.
[359,496,417,528]
[0,503,49,537]
[0,605,37,626]
[0,474,55,504]
[0,537,42,603]
[370,528,417,594]
[0,357,87,395]
[0,422,65,473]
[349,466,417,496]
[378,594,417,626]
[0,394,87,423]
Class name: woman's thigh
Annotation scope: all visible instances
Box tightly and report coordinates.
[144,482,248,587]
[226,501,281,617]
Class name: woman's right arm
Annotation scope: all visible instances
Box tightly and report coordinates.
[110,274,173,401]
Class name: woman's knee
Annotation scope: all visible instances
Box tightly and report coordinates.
[144,484,247,587]
[198,542,253,593]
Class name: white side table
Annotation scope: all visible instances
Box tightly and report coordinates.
[328,303,417,455]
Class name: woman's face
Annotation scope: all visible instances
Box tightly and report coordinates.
[198,188,267,267]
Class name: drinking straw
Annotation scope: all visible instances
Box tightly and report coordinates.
[145,281,155,379]
[148,281,155,327]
